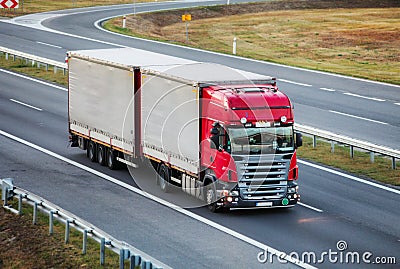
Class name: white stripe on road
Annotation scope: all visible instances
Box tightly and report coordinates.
[0,68,67,91]
[319,87,336,92]
[395,103,400,106]
[298,202,324,213]
[343,92,385,102]
[329,110,388,125]
[36,41,62,49]
[298,160,400,195]
[10,99,43,111]
[278,79,312,87]
[0,129,316,269]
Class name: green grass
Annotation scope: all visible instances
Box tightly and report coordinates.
[0,53,68,86]
[297,136,399,186]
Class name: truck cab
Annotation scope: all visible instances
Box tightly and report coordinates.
[201,82,301,211]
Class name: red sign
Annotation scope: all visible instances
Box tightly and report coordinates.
[0,0,19,8]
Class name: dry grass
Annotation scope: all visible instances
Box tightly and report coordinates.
[0,0,153,17]
[105,3,400,84]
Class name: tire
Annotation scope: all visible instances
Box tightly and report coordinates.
[97,145,106,166]
[157,164,171,193]
[87,141,97,162]
[205,184,219,212]
[107,148,119,170]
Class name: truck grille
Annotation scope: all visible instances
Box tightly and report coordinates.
[233,154,290,200]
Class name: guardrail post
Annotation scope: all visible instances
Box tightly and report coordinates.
[12,54,16,61]
[141,260,151,269]
[54,66,58,74]
[392,157,396,170]
[31,60,35,67]
[65,219,72,243]
[331,141,335,153]
[49,210,54,235]
[33,202,38,225]
[63,68,66,76]
[45,63,49,71]
[5,52,8,60]
[100,238,105,265]
[120,249,125,269]
[370,152,375,163]
[3,188,8,207]
[350,146,354,158]
[82,229,88,254]
[18,194,23,215]
[312,135,317,148]
[131,254,141,268]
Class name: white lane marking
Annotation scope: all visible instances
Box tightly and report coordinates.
[395,103,400,106]
[319,87,336,92]
[298,202,324,213]
[10,99,43,111]
[0,130,315,269]
[36,41,62,49]
[0,68,67,91]
[343,92,385,102]
[278,79,312,87]
[329,110,388,125]
[298,160,400,195]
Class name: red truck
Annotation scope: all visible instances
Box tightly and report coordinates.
[68,48,302,212]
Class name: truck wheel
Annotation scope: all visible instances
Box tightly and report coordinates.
[87,141,97,162]
[157,164,171,193]
[205,184,224,213]
[97,145,106,166]
[107,148,118,170]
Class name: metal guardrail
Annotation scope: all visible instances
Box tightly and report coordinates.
[295,124,399,169]
[1,178,170,269]
[0,46,67,74]
[0,46,398,169]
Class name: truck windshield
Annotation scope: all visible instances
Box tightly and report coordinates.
[228,126,294,155]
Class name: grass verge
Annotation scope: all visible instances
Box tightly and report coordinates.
[297,136,399,186]
[104,0,400,85]
[0,192,129,268]
[0,0,154,17]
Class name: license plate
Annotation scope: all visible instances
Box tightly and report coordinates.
[256,202,273,207]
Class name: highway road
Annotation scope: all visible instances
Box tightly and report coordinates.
[1,67,399,268]
[1,0,399,149]
[0,1,399,268]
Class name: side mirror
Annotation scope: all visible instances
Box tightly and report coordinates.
[295,132,303,148]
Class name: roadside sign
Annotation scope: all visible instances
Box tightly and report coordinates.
[182,14,192,22]
[0,0,19,8]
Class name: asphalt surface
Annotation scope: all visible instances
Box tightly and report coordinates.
[0,1,399,268]
[0,69,399,268]
[0,1,399,149]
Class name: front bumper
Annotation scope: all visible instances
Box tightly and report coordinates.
[215,189,300,209]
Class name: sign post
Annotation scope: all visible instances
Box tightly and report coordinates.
[182,14,192,42]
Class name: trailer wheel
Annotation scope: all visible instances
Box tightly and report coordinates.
[157,164,171,193]
[97,145,106,166]
[87,141,97,162]
[107,148,118,170]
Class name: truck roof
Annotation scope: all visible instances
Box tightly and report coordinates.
[68,48,275,86]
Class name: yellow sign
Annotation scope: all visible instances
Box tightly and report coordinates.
[182,14,192,21]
